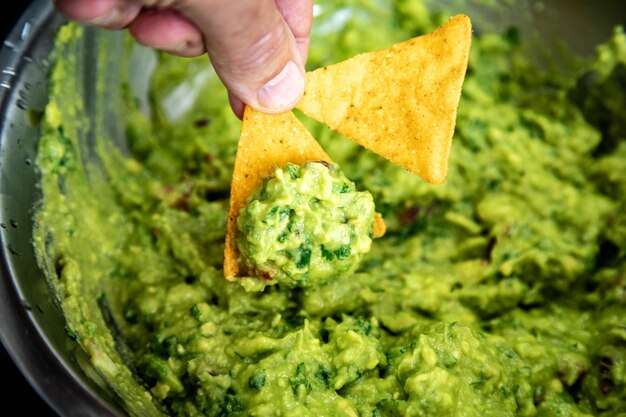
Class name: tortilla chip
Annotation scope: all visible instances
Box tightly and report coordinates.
[373,212,386,238]
[297,14,472,184]
[224,107,386,278]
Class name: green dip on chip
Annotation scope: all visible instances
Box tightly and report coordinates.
[236,161,375,286]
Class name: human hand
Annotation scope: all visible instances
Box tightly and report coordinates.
[54,0,313,118]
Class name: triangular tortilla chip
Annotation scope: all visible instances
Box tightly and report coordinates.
[224,107,385,278]
[373,212,386,238]
[297,14,472,184]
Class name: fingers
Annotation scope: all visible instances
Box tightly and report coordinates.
[56,0,206,57]
[228,92,246,120]
[128,9,205,57]
[54,0,141,29]
[55,0,315,115]
[178,0,308,114]
[275,0,313,65]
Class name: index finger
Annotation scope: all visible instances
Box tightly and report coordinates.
[275,0,313,64]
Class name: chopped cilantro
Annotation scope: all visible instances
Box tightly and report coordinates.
[249,369,267,390]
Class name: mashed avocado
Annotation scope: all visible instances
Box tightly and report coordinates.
[33,1,626,416]
[237,161,375,287]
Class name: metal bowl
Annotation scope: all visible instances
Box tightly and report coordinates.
[0,1,125,415]
[0,1,624,416]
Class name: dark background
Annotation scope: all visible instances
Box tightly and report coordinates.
[1,5,58,417]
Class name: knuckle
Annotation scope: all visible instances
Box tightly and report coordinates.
[228,25,290,77]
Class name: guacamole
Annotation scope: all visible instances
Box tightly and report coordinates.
[237,161,375,287]
[33,1,626,416]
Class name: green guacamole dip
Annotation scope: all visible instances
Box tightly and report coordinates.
[33,1,626,416]
[237,161,375,287]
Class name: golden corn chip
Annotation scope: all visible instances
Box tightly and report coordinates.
[373,212,386,238]
[297,14,472,184]
[224,107,386,278]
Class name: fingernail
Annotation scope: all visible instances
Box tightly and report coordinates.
[88,1,139,28]
[172,39,203,53]
[257,61,305,111]
[89,7,121,26]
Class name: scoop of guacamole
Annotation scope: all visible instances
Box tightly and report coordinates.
[236,161,375,286]
[33,1,626,416]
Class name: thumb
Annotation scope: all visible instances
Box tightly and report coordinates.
[178,0,306,114]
